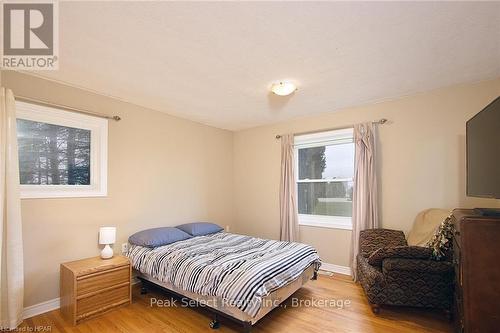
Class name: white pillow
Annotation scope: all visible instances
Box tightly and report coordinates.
[407,208,451,246]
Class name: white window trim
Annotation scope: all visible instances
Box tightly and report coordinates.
[294,128,354,230]
[16,101,108,199]
[298,214,352,230]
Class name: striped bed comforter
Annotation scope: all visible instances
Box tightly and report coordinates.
[127,232,321,317]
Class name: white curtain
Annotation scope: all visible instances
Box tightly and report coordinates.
[0,88,24,329]
[279,134,299,242]
[350,122,379,281]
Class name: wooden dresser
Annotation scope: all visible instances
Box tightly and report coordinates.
[60,255,131,325]
[451,209,500,333]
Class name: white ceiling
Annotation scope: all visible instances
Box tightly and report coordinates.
[34,1,500,130]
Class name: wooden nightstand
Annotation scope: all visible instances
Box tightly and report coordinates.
[60,255,131,325]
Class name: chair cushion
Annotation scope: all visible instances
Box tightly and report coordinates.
[368,246,432,266]
[407,208,451,246]
[382,257,453,274]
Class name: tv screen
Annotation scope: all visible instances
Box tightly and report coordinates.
[466,96,500,199]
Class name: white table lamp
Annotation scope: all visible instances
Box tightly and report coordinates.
[99,227,116,259]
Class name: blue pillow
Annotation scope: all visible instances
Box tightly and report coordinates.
[128,227,192,248]
[175,222,223,237]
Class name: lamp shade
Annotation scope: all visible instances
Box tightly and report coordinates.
[99,227,116,245]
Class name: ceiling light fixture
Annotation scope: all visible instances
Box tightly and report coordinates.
[270,81,297,96]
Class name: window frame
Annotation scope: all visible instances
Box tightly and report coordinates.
[16,101,108,199]
[294,128,354,230]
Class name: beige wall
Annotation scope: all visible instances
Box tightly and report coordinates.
[233,79,500,267]
[2,70,500,307]
[1,71,235,307]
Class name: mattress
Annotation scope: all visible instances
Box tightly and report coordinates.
[137,264,316,324]
[127,232,321,318]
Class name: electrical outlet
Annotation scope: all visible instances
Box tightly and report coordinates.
[121,243,128,254]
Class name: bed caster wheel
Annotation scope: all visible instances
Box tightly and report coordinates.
[209,320,220,329]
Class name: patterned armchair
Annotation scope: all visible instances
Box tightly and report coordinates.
[357,229,453,314]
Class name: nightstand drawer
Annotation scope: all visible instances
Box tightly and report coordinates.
[61,255,131,325]
[76,284,130,321]
[77,266,129,296]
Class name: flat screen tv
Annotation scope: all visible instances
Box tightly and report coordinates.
[466,96,500,203]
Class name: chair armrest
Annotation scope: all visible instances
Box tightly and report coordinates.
[357,255,386,287]
[359,229,407,257]
[368,246,432,266]
[382,258,453,274]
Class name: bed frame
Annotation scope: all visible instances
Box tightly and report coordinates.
[137,264,317,332]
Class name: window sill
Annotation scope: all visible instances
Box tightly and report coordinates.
[20,185,107,199]
[298,214,352,230]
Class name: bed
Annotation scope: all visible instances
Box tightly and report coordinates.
[126,231,321,332]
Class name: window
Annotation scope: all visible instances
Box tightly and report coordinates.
[16,101,108,198]
[295,128,354,230]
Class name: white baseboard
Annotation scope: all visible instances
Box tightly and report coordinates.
[320,262,352,276]
[23,298,60,320]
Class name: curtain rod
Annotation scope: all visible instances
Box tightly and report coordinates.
[15,95,121,121]
[275,118,388,139]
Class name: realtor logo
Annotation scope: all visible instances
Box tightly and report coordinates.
[1,1,59,69]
